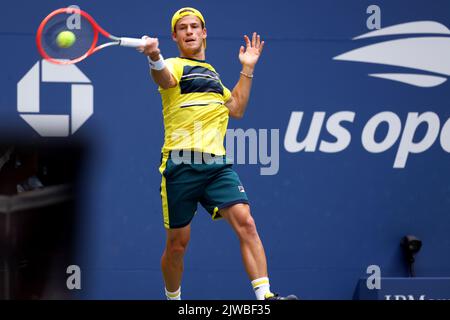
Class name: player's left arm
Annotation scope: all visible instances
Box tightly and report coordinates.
[226,32,264,119]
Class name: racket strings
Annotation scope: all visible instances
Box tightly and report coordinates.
[40,12,96,61]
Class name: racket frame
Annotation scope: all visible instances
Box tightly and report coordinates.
[36,7,146,65]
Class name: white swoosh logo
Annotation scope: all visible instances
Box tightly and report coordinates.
[333,21,450,87]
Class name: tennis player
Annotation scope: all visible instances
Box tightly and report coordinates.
[140,7,297,300]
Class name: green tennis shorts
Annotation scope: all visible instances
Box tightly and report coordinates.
[159,150,249,229]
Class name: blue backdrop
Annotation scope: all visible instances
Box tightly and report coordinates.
[1,0,450,299]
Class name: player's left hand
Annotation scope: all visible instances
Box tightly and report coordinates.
[239,32,265,67]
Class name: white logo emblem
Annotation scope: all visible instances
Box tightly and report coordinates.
[17,60,93,137]
[334,21,450,87]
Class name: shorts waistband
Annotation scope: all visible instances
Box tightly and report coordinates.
[166,150,229,165]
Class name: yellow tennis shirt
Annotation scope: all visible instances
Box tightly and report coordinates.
[158,57,231,156]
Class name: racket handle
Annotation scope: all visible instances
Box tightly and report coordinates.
[119,37,146,48]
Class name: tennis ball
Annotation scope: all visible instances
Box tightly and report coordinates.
[56,30,76,48]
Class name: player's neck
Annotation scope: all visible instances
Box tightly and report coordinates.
[179,49,206,61]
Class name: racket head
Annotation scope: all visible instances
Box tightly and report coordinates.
[36,8,112,65]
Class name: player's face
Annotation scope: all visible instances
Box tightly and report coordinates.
[172,15,206,56]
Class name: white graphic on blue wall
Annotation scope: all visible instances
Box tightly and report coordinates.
[334,21,450,88]
[17,60,93,137]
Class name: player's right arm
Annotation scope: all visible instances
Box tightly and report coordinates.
[141,36,177,89]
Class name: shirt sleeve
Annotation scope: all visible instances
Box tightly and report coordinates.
[222,84,232,103]
[165,58,183,84]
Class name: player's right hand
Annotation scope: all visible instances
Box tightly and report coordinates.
[138,35,161,61]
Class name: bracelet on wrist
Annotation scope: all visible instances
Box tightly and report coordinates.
[240,71,254,78]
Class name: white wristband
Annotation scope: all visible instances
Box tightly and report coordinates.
[147,54,165,71]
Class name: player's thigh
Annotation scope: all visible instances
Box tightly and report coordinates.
[219,203,254,231]
[160,157,204,229]
[165,223,191,249]
[200,166,249,220]
[161,176,201,229]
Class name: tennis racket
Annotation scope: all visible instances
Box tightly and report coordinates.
[36,7,146,65]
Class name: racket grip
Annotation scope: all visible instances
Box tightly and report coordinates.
[119,37,146,48]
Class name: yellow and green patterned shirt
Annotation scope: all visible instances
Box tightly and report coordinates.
[158,57,232,155]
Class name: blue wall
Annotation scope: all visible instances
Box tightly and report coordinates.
[1,0,450,299]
